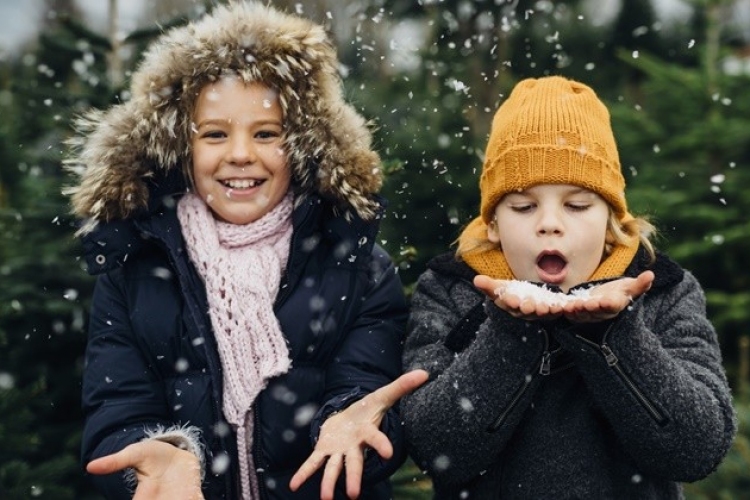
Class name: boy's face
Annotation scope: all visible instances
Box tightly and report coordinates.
[488,184,609,292]
[191,77,290,225]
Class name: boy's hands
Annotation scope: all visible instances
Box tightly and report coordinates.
[475,274,565,321]
[474,271,655,323]
[562,271,654,322]
[87,439,204,500]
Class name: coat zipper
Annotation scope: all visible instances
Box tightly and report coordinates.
[142,227,238,497]
[488,330,553,431]
[274,203,314,309]
[252,399,270,500]
[577,335,668,426]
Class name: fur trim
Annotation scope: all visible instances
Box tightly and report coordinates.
[64,1,382,228]
[121,424,205,494]
[144,424,206,479]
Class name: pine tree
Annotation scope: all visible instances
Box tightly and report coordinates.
[608,2,750,495]
[0,5,169,497]
[609,0,750,382]
[0,14,108,498]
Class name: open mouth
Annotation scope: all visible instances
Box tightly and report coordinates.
[220,178,264,189]
[536,251,567,280]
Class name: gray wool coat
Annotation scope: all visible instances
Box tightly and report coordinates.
[402,250,736,499]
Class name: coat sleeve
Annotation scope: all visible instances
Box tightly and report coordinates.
[81,270,195,498]
[309,245,409,484]
[400,269,549,487]
[552,270,737,482]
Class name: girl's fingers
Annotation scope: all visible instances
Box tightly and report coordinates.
[289,452,325,491]
[364,430,393,460]
[345,450,365,499]
[320,454,344,500]
[371,370,429,409]
[87,445,142,475]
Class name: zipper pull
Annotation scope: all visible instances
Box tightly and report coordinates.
[600,343,618,366]
[539,351,551,375]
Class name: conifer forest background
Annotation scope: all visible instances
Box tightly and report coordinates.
[1,0,749,498]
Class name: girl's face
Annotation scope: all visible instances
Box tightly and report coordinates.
[191,77,290,225]
[488,184,609,292]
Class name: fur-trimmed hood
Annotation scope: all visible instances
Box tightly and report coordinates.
[64,1,382,231]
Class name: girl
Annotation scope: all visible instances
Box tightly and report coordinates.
[66,2,426,499]
[401,76,736,499]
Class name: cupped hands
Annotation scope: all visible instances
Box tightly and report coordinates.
[474,271,655,323]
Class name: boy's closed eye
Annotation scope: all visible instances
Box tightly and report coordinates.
[509,203,535,213]
[566,202,592,212]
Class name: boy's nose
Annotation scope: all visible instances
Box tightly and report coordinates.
[536,208,563,235]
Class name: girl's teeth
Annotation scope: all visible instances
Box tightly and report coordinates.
[223,179,260,189]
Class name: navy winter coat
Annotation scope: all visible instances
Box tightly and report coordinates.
[80,189,408,499]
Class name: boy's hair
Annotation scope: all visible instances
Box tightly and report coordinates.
[609,213,656,262]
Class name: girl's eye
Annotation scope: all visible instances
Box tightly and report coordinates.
[256,130,281,140]
[202,130,226,139]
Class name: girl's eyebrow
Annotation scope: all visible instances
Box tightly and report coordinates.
[193,119,227,129]
[193,118,283,129]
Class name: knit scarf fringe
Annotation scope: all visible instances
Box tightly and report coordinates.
[178,193,294,499]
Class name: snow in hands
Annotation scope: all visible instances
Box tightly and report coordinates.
[496,280,591,306]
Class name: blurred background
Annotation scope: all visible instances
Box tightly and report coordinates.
[1,0,749,498]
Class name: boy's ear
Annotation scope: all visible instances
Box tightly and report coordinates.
[487,218,501,244]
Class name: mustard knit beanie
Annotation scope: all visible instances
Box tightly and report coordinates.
[459,76,638,281]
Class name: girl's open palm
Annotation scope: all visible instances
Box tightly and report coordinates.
[289,369,429,500]
[86,439,203,500]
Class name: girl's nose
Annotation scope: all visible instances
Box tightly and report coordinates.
[228,135,256,165]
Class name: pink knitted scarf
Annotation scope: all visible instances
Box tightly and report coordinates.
[178,193,293,500]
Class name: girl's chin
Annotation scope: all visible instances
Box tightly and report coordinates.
[210,205,264,225]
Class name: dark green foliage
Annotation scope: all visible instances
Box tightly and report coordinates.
[1,0,749,498]
[0,10,108,499]
[355,66,483,285]
[610,48,750,379]
[0,170,95,499]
